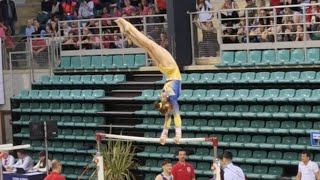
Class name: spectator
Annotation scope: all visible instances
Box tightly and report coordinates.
[10,150,33,171]
[122,0,136,16]
[160,32,169,50]
[51,0,62,17]
[198,21,218,56]
[113,35,124,48]
[102,32,115,48]
[196,0,213,22]
[41,25,53,37]
[44,160,65,180]
[88,33,101,49]
[124,37,137,48]
[140,0,151,15]
[33,20,44,35]
[41,0,52,14]
[172,149,196,180]
[101,7,111,20]
[0,20,8,39]
[31,151,52,172]
[49,20,59,37]
[155,0,167,15]
[86,20,99,34]
[78,0,94,19]
[62,22,72,37]
[244,0,257,18]
[221,151,245,180]
[296,24,310,41]
[61,0,77,20]
[0,0,17,35]
[306,1,320,25]
[32,33,47,56]
[155,159,173,180]
[112,6,122,17]
[220,0,239,25]
[222,23,238,43]
[1,151,15,169]
[62,31,78,50]
[25,19,36,38]
[296,150,320,180]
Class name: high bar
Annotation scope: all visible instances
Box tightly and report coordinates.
[0,144,31,151]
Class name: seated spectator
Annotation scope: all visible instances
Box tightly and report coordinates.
[113,35,123,48]
[86,20,99,34]
[49,20,59,37]
[0,20,8,39]
[88,33,101,49]
[61,0,77,20]
[41,25,53,37]
[44,160,65,180]
[112,6,122,17]
[296,24,310,41]
[33,20,44,35]
[196,0,213,22]
[281,20,296,41]
[149,25,162,44]
[63,31,78,50]
[31,151,52,172]
[306,1,320,28]
[124,37,137,48]
[41,0,52,14]
[8,150,33,171]
[102,31,115,48]
[25,19,35,38]
[78,0,94,19]
[1,151,15,170]
[222,23,238,43]
[159,32,169,50]
[155,0,167,15]
[244,0,257,19]
[32,33,47,56]
[62,22,72,37]
[101,6,111,20]
[140,0,151,15]
[122,0,136,16]
[255,0,266,7]
[220,0,239,25]
[51,0,62,17]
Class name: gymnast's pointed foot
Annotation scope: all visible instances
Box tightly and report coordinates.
[115,18,131,33]
[160,129,168,145]
[174,128,182,144]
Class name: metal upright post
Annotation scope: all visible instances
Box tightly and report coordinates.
[44,121,49,175]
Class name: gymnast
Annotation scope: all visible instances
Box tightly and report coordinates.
[115,18,182,145]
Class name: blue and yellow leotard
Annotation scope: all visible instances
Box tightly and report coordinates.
[158,64,182,129]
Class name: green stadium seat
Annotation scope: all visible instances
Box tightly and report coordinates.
[93,90,104,98]
[261,50,276,65]
[203,89,220,101]
[229,89,249,102]
[223,134,237,146]
[179,89,193,101]
[134,54,146,68]
[277,152,298,165]
[306,48,320,64]
[70,56,82,69]
[224,73,241,83]
[245,135,266,148]
[240,165,253,174]
[242,105,263,118]
[294,71,316,83]
[15,90,29,99]
[123,55,135,68]
[258,105,278,118]
[188,89,206,101]
[60,56,71,69]
[114,74,126,83]
[252,72,270,83]
[274,105,295,118]
[101,75,114,84]
[28,90,39,100]
[135,89,154,100]
[197,162,210,172]
[144,174,157,180]
[278,71,300,83]
[80,56,92,69]
[264,72,285,83]
[181,74,188,82]
[232,50,247,66]
[102,55,113,69]
[262,166,283,179]
[189,148,209,160]
[48,90,59,99]
[239,72,255,83]
[260,121,279,133]
[187,105,206,116]
[186,73,201,83]
[217,120,235,132]
[229,105,248,118]
[243,89,264,102]
[180,104,193,116]
[209,73,228,83]
[36,76,50,85]
[274,49,290,65]
[215,89,234,101]
[70,75,82,85]
[289,89,311,102]
[36,90,50,100]
[261,151,282,164]
[289,49,304,65]
[112,55,126,69]
[60,90,71,99]
[196,73,214,84]
[248,150,267,163]
[215,105,234,117]
[156,146,169,158]
[30,115,40,122]
[137,146,156,157]
[277,136,297,149]
[247,50,262,65]
[231,120,250,133]
[291,105,312,119]
[235,150,252,162]
[273,89,295,102]
[219,51,235,66]
[252,166,267,178]
[259,89,279,102]
[91,56,103,69]
[81,75,93,84]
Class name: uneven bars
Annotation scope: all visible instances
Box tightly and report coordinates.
[0,144,13,148]
[96,133,218,146]
[0,144,30,151]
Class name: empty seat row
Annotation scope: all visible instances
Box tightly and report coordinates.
[16,128,99,140]
[12,103,104,114]
[156,71,320,84]
[136,118,317,135]
[140,159,283,179]
[136,104,320,119]
[13,89,105,100]
[23,140,96,154]
[137,145,301,166]
[58,54,146,70]
[15,115,105,127]
[219,49,320,66]
[144,131,312,150]
[34,74,126,85]
[136,89,320,103]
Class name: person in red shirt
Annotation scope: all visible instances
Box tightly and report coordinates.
[44,160,65,180]
[172,149,196,180]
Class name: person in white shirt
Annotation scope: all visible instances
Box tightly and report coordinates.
[155,159,174,180]
[7,149,33,172]
[296,150,320,180]
[221,151,246,180]
[1,151,15,169]
[31,151,51,172]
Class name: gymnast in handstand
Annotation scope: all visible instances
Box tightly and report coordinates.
[115,18,182,145]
